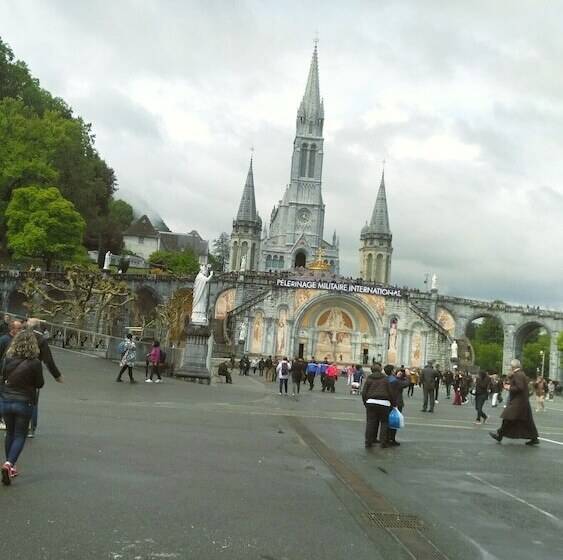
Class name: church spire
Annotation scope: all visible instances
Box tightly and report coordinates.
[297,42,324,130]
[236,157,258,222]
[369,169,391,235]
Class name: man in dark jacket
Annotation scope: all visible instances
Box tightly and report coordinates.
[217,361,232,384]
[420,362,437,413]
[490,359,539,445]
[26,319,64,437]
[361,364,396,448]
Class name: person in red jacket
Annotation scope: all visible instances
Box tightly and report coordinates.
[146,341,163,383]
[324,362,339,393]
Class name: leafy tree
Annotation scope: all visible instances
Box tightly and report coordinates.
[467,316,504,372]
[6,186,85,269]
[109,199,134,230]
[211,232,230,272]
[148,249,199,276]
[0,37,117,254]
[522,333,550,377]
[20,265,133,331]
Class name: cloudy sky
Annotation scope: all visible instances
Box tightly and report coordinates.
[2,1,562,308]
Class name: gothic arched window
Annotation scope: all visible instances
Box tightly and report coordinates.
[279,256,285,269]
[299,143,308,177]
[375,254,384,283]
[308,144,316,178]
[266,255,272,270]
[366,253,373,279]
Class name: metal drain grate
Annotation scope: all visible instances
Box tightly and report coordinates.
[366,512,424,529]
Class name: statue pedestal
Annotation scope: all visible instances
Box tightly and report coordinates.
[175,324,214,385]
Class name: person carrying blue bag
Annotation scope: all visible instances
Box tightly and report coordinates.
[386,365,408,446]
[361,364,397,449]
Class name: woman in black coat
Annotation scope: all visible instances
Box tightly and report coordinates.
[474,371,490,424]
[1,330,44,485]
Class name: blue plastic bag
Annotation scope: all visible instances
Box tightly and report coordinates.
[388,408,404,430]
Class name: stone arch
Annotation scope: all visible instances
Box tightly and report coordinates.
[375,254,384,283]
[463,313,505,373]
[273,255,279,269]
[513,320,552,375]
[133,285,161,325]
[366,253,373,280]
[294,250,306,268]
[6,290,28,317]
[308,143,317,177]
[291,293,383,363]
[214,288,236,320]
[231,241,238,270]
[299,143,309,177]
[240,241,249,265]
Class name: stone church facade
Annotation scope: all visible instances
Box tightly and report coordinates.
[215,45,562,377]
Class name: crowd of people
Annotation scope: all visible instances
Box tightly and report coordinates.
[216,351,554,449]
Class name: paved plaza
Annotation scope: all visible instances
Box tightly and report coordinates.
[3,348,563,559]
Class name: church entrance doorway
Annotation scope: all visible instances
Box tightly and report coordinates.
[293,295,380,364]
[294,251,306,268]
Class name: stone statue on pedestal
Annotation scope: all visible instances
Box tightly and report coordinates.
[103,251,112,271]
[240,254,247,272]
[191,265,214,326]
[431,273,438,291]
[450,340,458,360]
[238,319,248,342]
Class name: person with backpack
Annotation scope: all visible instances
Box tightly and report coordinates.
[146,341,163,383]
[116,333,137,383]
[1,329,45,485]
[276,357,291,395]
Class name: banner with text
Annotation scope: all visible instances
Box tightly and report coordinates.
[275,277,402,298]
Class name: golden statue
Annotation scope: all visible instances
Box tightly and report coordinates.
[307,246,331,271]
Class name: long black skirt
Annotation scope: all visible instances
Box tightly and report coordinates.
[499,418,538,440]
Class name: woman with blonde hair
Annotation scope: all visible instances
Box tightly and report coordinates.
[1,329,44,485]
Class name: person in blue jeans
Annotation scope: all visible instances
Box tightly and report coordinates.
[1,330,44,485]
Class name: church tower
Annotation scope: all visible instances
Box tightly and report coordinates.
[260,43,339,272]
[229,158,262,271]
[359,170,393,283]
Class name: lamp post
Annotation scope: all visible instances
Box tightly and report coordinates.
[539,350,545,377]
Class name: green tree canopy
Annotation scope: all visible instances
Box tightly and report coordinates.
[6,185,85,269]
[149,249,199,276]
[521,333,550,377]
[467,316,504,373]
[0,37,117,254]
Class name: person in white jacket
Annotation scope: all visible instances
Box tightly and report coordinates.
[276,357,291,395]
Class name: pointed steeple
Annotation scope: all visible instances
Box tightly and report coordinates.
[297,43,324,123]
[369,169,391,235]
[236,157,258,222]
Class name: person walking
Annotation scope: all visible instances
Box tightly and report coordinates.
[474,370,490,425]
[534,376,547,412]
[319,360,328,392]
[420,362,437,413]
[548,379,555,401]
[346,364,355,386]
[276,357,291,395]
[407,368,416,398]
[444,370,453,399]
[434,365,442,403]
[264,356,274,382]
[1,330,45,485]
[325,362,339,393]
[489,359,539,445]
[26,318,64,437]
[146,341,163,383]
[387,365,409,446]
[453,373,463,405]
[116,333,137,383]
[291,357,305,397]
[362,364,396,449]
[258,357,265,377]
[251,358,258,375]
[0,320,23,431]
[306,359,317,390]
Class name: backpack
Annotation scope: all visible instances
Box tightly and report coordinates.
[281,361,289,376]
[159,350,167,364]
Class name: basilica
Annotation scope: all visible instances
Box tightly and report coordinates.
[211,45,562,377]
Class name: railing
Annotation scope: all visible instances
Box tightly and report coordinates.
[0,312,184,370]
[408,301,452,340]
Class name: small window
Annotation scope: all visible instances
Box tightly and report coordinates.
[138,236,144,244]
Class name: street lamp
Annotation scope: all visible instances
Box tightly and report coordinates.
[539,350,545,377]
